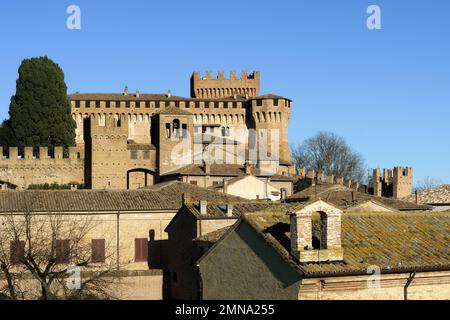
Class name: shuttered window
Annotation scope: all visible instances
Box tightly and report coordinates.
[91,239,106,263]
[135,238,148,262]
[55,239,70,264]
[10,240,25,265]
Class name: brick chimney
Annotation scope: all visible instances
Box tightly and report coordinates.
[289,200,344,263]
[415,190,420,205]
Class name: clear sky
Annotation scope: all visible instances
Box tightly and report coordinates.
[0,0,449,185]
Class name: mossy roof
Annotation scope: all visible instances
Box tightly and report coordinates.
[243,210,450,276]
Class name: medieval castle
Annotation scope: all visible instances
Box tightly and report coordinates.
[0,71,295,191]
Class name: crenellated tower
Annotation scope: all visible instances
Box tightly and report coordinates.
[247,95,293,175]
[191,71,260,99]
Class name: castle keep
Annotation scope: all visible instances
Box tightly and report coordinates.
[1,71,295,191]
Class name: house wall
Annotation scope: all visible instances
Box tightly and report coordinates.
[166,207,201,300]
[0,210,176,300]
[199,222,301,300]
[299,271,450,300]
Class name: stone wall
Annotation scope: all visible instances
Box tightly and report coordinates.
[0,146,84,189]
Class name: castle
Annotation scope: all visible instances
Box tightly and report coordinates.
[0,71,295,192]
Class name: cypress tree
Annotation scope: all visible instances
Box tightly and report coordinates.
[8,56,76,153]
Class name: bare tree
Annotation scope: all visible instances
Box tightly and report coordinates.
[291,131,366,183]
[414,176,443,192]
[0,196,119,300]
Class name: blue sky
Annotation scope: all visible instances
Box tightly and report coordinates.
[0,0,449,184]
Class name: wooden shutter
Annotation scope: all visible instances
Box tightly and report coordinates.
[91,239,106,263]
[56,240,70,264]
[135,238,148,262]
[10,241,25,265]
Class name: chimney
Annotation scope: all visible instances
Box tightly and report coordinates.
[226,204,233,217]
[203,160,211,175]
[223,179,229,193]
[123,86,129,96]
[136,90,140,98]
[351,191,356,202]
[415,190,420,205]
[70,184,78,191]
[281,188,287,201]
[244,161,252,175]
[182,193,191,205]
[199,200,207,215]
[167,90,172,98]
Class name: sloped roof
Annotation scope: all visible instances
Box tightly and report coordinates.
[0,181,247,213]
[69,93,187,101]
[243,210,450,276]
[404,185,450,205]
[287,184,430,211]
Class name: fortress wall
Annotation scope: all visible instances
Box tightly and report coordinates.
[71,100,247,145]
[0,146,84,189]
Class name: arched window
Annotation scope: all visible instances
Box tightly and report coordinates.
[172,119,180,138]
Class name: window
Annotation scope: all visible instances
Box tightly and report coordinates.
[256,99,262,107]
[95,101,100,108]
[130,150,138,160]
[105,101,111,108]
[85,100,91,108]
[166,123,171,138]
[75,100,81,108]
[135,238,148,262]
[172,119,180,138]
[10,240,25,265]
[182,124,188,138]
[115,101,121,108]
[210,127,214,134]
[143,150,150,160]
[91,239,106,263]
[190,181,198,186]
[125,101,130,108]
[55,240,70,264]
[273,99,279,106]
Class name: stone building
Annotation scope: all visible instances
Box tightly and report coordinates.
[165,198,303,300]
[404,184,450,212]
[197,201,450,300]
[372,167,413,199]
[0,71,295,192]
[0,181,249,299]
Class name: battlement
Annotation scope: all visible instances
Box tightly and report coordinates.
[0,146,83,161]
[372,166,413,199]
[192,71,260,81]
[191,71,260,99]
[89,115,129,135]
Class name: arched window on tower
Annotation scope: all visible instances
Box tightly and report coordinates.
[172,119,180,138]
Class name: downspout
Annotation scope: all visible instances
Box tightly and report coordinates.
[404,271,416,300]
[116,211,121,271]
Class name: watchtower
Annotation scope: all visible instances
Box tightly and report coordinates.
[84,115,129,189]
[151,107,194,175]
[247,95,292,168]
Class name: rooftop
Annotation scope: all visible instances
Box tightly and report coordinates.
[287,183,430,211]
[243,210,450,276]
[404,185,450,205]
[0,181,248,213]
